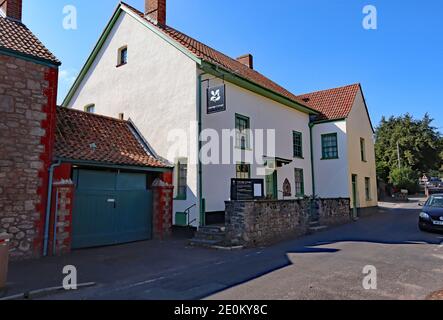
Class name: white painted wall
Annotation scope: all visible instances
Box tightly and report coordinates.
[65,12,200,223]
[312,121,350,199]
[346,89,378,208]
[201,77,313,212]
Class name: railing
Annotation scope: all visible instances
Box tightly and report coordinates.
[184,204,197,226]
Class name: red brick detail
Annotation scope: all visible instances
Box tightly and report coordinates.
[48,182,74,256]
[1,0,22,21]
[48,163,73,256]
[145,0,166,25]
[152,173,174,240]
[33,67,58,257]
[236,54,254,69]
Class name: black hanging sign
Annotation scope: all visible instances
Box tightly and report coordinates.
[207,85,226,114]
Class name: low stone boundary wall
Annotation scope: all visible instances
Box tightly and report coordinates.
[225,198,351,247]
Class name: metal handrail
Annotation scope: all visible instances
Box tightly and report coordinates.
[184,204,197,226]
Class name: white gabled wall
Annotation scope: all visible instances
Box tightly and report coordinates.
[312,121,350,199]
[201,77,313,212]
[65,11,200,222]
[346,89,378,208]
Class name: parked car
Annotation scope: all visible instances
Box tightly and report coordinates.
[427,177,442,188]
[419,194,443,233]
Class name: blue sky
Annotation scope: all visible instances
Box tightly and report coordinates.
[23,0,443,130]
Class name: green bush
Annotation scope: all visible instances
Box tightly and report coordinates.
[389,167,418,193]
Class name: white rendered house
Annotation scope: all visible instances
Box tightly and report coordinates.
[298,84,378,215]
[63,1,377,226]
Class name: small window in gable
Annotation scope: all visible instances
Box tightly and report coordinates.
[84,104,95,113]
[117,46,128,66]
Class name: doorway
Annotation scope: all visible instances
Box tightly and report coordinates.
[351,174,358,219]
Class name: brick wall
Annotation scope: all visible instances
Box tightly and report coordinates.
[0,54,58,260]
[48,181,74,256]
[152,172,174,239]
[225,198,351,247]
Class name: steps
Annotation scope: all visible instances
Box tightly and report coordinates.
[189,225,226,248]
[308,221,328,233]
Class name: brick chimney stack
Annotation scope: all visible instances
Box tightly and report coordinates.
[236,54,254,69]
[145,0,166,25]
[0,0,22,22]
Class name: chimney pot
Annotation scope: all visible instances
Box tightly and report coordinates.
[236,54,254,69]
[145,0,166,25]
[0,0,22,21]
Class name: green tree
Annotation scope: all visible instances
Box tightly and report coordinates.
[375,113,442,182]
[389,167,418,193]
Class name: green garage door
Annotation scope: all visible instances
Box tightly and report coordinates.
[72,169,153,249]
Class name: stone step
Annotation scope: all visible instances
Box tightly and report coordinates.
[198,225,226,234]
[194,231,226,241]
[309,225,328,233]
[188,238,223,248]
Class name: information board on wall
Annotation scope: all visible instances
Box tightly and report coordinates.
[231,179,264,201]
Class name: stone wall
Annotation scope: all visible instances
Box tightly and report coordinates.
[225,198,351,247]
[317,198,353,226]
[0,54,58,260]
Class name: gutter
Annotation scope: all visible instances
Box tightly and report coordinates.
[309,123,316,197]
[43,160,61,257]
[197,72,207,227]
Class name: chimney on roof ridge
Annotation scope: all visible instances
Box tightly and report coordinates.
[145,0,166,25]
[236,54,254,69]
[0,0,22,21]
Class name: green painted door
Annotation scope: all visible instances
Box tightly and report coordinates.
[266,171,278,199]
[72,170,152,249]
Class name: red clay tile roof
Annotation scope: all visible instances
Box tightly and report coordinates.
[0,16,60,65]
[55,107,169,168]
[121,3,314,112]
[297,84,361,121]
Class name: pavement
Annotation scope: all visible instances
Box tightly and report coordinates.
[2,198,443,300]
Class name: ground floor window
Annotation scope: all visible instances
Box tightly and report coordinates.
[294,168,304,197]
[236,163,251,179]
[365,177,371,201]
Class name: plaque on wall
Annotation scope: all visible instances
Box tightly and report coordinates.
[231,179,264,201]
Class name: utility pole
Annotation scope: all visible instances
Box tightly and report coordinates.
[397,141,401,169]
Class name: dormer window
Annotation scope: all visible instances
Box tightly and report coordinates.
[117,46,128,67]
[84,104,95,113]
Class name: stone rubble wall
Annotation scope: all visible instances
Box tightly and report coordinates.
[225,198,351,247]
[0,54,58,260]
